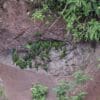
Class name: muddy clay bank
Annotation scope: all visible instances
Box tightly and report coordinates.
[0,64,57,100]
[0,44,100,100]
[0,0,100,100]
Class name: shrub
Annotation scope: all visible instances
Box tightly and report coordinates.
[32,3,48,21]
[73,70,91,84]
[32,10,45,21]
[12,40,65,70]
[31,84,48,100]
[61,0,100,41]
[54,80,87,100]
[46,0,100,42]
[54,81,71,100]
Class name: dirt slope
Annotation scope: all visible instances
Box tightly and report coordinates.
[0,0,100,100]
[85,46,100,100]
[0,64,57,100]
[85,71,100,100]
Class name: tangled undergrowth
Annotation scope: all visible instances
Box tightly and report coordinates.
[13,0,100,69]
[31,70,90,100]
[31,0,100,42]
[54,70,91,100]
[12,40,65,70]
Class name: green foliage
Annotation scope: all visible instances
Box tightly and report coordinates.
[31,84,48,100]
[73,70,91,84]
[12,49,19,63]
[46,0,100,42]
[12,49,28,69]
[12,40,65,70]
[31,0,100,41]
[60,47,67,59]
[32,10,45,21]
[15,58,28,69]
[61,0,100,41]
[97,58,100,69]
[30,0,100,41]
[71,92,87,100]
[54,81,72,100]
[92,1,100,16]
[32,4,48,21]
[73,19,100,41]
[25,40,64,70]
[54,80,87,100]
[34,32,42,37]
[0,85,7,100]
[46,0,66,12]
[0,87,4,97]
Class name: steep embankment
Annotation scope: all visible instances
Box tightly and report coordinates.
[0,0,100,100]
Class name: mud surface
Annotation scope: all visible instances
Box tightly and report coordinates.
[0,64,57,100]
[0,0,100,100]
